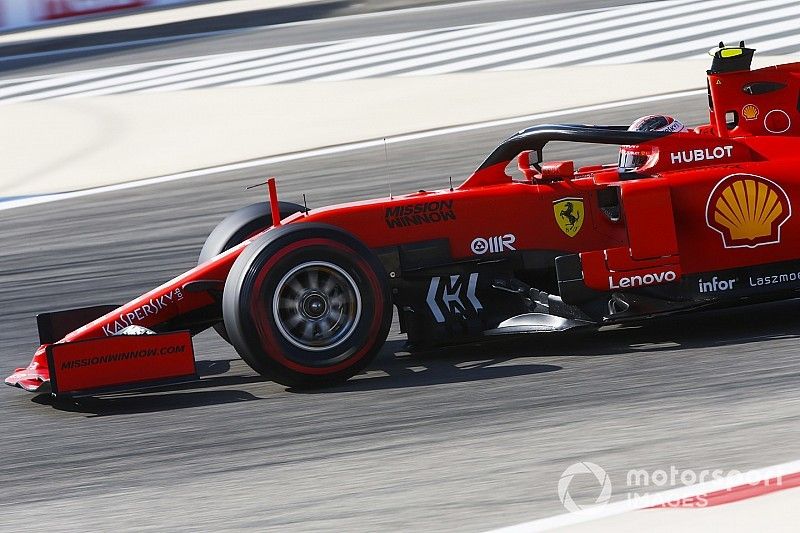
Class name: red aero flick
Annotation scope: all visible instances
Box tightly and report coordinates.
[8,43,800,396]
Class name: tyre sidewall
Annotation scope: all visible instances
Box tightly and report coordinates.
[199,201,303,343]
[223,224,391,386]
[198,201,304,264]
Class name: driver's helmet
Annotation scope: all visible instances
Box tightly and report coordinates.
[618,115,687,172]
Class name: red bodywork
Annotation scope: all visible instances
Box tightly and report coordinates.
[8,48,800,395]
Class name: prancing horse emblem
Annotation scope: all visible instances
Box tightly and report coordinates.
[553,197,584,237]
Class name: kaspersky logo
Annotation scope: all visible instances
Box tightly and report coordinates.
[706,173,791,248]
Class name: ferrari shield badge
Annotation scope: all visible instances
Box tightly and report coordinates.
[553,197,584,237]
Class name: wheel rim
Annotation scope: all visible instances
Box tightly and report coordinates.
[272,261,362,352]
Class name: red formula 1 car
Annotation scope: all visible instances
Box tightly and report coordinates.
[8,44,800,396]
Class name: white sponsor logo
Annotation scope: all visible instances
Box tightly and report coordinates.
[470,234,516,255]
[102,288,184,336]
[660,119,687,133]
[116,325,156,336]
[698,276,736,293]
[670,145,733,165]
[764,109,791,134]
[559,461,785,512]
[558,462,612,513]
[749,271,800,287]
[426,274,482,323]
[608,270,677,289]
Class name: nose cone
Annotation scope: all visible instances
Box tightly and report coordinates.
[5,346,51,393]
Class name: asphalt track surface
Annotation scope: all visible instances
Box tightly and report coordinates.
[4,95,800,531]
[3,0,800,530]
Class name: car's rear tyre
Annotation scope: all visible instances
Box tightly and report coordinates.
[199,201,303,343]
[222,224,392,388]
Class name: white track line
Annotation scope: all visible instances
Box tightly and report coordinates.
[749,34,800,55]
[0,0,555,63]
[2,27,477,100]
[0,88,704,212]
[488,457,800,532]
[539,0,799,68]
[145,24,512,92]
[420,0,777,74]
[396,0,709,76]
[0,63,149,99]
[75,37,404,96]
[584,0,800,65]
[240,0,707,84]
[263,0,688,84]
[4,39,382,103]
[222,19,554,88]
[35,44,344,102]
[0,51,265,86]
[5,0,798,101]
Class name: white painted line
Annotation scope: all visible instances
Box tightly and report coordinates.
[416,0,763,75]
[72,42,337,97]
[3,42,326,103]
[224,19,548,88]
[0,55,217,86]
[74,38,382,96]
[234,7,619,85]
[391,0,704,77]
[586,7,800,65]
[487,457,800,532]
[512,0,791,69]
[6,0,798,101]
[747,34,800,55]
[0,43,337,87]
[0,88,704,212]
[1,13,571,98]
[146,26,476,92]
[0,63,147,99]
[0,0,579,63]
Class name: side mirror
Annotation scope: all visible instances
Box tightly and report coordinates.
[517,151,538,181]
[540,160,575,181]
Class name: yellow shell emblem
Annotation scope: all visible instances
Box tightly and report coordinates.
[742,104,759,121]
[553,197,584,237]
[706,174,791,248]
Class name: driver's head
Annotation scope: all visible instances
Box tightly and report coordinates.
[618,115,687,172]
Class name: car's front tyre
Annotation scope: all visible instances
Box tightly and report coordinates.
[199,201,304,342]
[222,224,392,388]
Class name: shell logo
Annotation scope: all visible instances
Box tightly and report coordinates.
[706,174,791,248]
[742,104,759,121]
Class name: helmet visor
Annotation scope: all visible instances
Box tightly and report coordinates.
[618,150,648,171]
